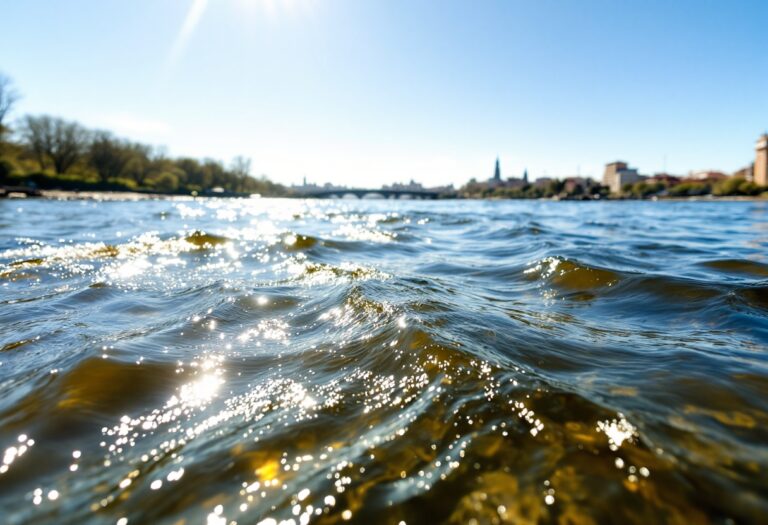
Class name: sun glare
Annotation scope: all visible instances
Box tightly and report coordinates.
[170,0,312,66]
[234,0,314,18]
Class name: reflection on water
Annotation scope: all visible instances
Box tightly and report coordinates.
[0,198,767,524]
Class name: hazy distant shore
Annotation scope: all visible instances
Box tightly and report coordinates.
[16,189,766,202]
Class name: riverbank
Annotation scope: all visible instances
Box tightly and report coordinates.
[23,189,768,202]
[40,190,183,201]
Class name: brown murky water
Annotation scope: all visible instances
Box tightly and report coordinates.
[1,198,767,524]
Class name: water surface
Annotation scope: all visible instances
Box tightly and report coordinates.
[1,198,767,524]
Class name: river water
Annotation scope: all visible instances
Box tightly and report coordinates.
[0,197,766,524]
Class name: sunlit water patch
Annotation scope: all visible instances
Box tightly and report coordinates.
[1,198,767,524]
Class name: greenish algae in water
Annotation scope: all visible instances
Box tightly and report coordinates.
[0,198,767,524]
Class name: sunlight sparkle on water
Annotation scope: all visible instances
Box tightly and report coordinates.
[597,415,638,451]
[179,372,224,406]
[0,434,34,475]
[4,199,765,524]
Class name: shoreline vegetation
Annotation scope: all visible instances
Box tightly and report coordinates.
[0,74,288,198]
[456,177,768,201]
[1,74,766,201]
[24,189,768,202]
[0,116,289,198]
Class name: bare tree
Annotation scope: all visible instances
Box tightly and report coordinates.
[230,156,251,191]
[0,73,20,140]
[19,115,90,174]
[231,156,251,177]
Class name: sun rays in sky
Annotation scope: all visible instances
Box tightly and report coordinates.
[168,0,209,67]
[169,0,315,67]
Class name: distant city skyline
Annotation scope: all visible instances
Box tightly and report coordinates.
[1,0,766,187]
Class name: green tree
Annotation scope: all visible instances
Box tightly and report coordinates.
[546,180,564,197]
[89,132,132,182]
[123,143,153,186]
[176,157,208,188]
[19,115,90,174]
[668,182,711,197]
[713,177,761,196]
[737,180,761,196]
[146,170,180,192]
[629,181,663,198]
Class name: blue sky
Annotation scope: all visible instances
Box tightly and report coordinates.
[1,0,766,187]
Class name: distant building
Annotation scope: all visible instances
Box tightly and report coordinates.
[562,176,590,193]
[733,164,754,182]
[688,170,728,182]
[384,179,425,191]
[756,134,768,186]
[646,173,681,185]
[603,161,642,193]
[503,176,525,189]
[484,157,528,189]
[427,184,455,195]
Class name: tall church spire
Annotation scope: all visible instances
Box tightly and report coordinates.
[523,169,528,184]
[494,157,501,181]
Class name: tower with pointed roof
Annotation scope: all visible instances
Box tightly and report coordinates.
[493,157,501,182]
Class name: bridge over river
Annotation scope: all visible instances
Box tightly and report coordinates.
[299,188,440,199]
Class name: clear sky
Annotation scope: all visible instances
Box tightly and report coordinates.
[1,0,766,187]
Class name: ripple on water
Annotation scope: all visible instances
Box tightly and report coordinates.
[700,258,768,278]
[0,199,767,524]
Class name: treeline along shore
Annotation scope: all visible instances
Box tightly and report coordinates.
[0,116,288,197]
[0,74,289,197]
[459,176,768,200]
